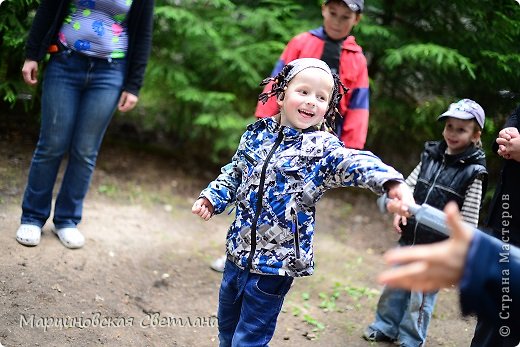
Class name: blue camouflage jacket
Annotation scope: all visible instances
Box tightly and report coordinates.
[201,118,404,277]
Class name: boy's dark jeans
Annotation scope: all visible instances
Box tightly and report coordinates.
[218,259,293,347]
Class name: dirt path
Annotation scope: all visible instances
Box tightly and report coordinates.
[0,139,476,347]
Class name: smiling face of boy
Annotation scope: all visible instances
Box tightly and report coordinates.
[442,117,481,155]
[322,1,361,40]
[277,68,334,131]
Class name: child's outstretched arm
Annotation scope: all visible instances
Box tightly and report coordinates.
[192,197,215,221]
[302,141,411,208]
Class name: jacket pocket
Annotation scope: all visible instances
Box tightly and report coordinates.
[237,144,263,179]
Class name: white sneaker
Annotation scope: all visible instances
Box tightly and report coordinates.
[53,227,85,249]
[16,224,42,246]
[210,255,227,273]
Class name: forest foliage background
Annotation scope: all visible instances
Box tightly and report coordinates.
[1,0,520,197]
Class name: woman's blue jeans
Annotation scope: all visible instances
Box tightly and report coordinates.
[21,48,126,228]
[369,285,438,346]
[218,260,293,347]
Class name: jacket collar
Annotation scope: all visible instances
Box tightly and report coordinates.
[248,117,313,141]
[425,140,486,166]
[309,27,362,52]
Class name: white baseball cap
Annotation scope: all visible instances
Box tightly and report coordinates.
[437,99,485,129]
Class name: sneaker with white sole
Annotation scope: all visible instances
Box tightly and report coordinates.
[53,227,85,249]
[210,255,227,273]
[16,224,42,246]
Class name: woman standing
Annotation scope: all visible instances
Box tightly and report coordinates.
[17,0,154,248]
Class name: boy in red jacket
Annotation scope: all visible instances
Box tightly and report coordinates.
[255,0,368,150]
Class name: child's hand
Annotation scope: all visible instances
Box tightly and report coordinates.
[384,181,414,217]
[192,197,214,221]
[393,214,405,233]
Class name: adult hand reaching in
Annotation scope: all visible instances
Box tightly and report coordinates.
[377,202,473,292]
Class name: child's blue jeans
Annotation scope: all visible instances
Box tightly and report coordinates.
[369,285,438,346]
[218,259,293,347]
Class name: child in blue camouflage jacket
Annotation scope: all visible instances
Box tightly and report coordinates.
[192,58,413,347]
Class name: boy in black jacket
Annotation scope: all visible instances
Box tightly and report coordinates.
[365,99,488,347]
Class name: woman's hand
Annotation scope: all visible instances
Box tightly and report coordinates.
[118,91,139,112]
[21,60,39,86]
[497,127,520,161]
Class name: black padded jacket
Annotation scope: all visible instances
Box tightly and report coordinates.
[399,140,487,245]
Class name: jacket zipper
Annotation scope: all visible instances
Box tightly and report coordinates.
[246,130,285,270]
[291,207,300,259]
[413,156,445,245]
